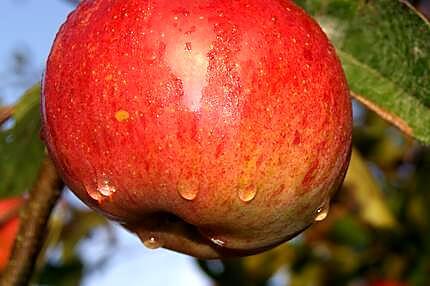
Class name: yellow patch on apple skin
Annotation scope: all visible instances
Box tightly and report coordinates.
[115,110,130,122]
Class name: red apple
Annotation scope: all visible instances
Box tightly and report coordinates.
[0,197,23,271]
[41,0,352,258]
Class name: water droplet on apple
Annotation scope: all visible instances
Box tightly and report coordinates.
[87,177,116,201]
[238,185,257,202]
[98,180,116,197]
[210,238,225,247]
[314,200,330,222]
[87,187,100,201]
[177,182,199,201]
[143,237,162,249]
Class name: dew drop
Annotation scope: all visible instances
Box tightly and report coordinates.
[177,182,199,201]
[238,185,257,202]
[87,178,116,201]
[314,200,330,222]
[98,180,116,197]
[87,188,100,201]
[210,238,225,247]
[143,237,162,249]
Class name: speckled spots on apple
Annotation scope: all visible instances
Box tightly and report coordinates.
[114,110,130,122]
[42,0,352,258]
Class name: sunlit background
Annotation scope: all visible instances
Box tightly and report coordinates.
[1,1,430,286]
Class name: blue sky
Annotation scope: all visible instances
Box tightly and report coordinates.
[0,1,211,285]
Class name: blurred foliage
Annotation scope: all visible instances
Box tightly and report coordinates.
[0,0,429,285]
[343,149,397,229]
[0,193,113,285]
[0,85,45,198]
[31,201,113,286]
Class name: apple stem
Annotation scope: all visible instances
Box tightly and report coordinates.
[0,157,63,286]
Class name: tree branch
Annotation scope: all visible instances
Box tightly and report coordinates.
[0,106,14,126]
[0,157,64,286]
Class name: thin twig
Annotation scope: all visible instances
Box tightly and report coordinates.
[0,106,14,126]
[0,157,64,286]
[351,92,413,137]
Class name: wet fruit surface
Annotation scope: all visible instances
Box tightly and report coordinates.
[42,0,352,258]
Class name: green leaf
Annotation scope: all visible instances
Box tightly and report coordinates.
[0,85,45,198]
[296,0,430,144]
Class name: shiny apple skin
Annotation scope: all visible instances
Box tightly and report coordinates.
[42,0,352,258]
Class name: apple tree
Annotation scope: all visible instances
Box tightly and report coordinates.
[1,0,430,285]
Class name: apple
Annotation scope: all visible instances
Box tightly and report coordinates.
[0,197,23,271]
[41,0,352,258]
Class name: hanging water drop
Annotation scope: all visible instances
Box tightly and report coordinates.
[177,181,199,201]
[210,238,225,247]
[314,200,330,222]
[87,177,116,201]
[143,237,162,249]
[98,180,116,197]
[97,181,116,197]
[238,185,257,202]
[87,187,102,201]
